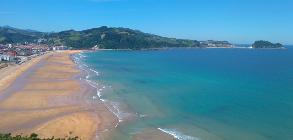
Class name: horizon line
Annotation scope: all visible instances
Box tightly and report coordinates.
[1,25,292,46]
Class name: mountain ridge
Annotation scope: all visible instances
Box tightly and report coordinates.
[1,26,202,49]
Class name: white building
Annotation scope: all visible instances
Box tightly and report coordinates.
[0,54,14,61]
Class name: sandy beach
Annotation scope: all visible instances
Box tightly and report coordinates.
[0,51,117,140]
[0,53,51,92]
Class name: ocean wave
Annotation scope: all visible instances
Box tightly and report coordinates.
[103,100,134,123]
[78,53,87,58]
[89,68,100,76]
[84,74,134,124]
[139,114,148,118]
[73,53,104,100]
[158,128,199,140]
[74,52,135,128]
[84,79,106,102]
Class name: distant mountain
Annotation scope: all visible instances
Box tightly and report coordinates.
[0,26,43,44]
[42,26,201,49]
[0,26,201,49]
[252,40,283,49]
[1,26,244,50]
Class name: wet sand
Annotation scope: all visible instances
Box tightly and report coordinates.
[0,51,117,140]
[132,129,175,140]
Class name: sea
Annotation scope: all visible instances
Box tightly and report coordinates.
[74,46,293,140]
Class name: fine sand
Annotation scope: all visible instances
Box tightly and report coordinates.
[0,53,51,92]
[0,51,117,140]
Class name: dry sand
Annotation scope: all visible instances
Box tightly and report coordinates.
[0,51,117,140]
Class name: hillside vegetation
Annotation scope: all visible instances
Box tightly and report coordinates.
[252,40,283,48]
[0,26,43,44]
[0,26,200,49]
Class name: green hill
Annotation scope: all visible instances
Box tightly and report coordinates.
[252,40,283,49]
[1,26,200,49]
[0,26,43,43]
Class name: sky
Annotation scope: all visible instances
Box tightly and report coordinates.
[0,0,292,44]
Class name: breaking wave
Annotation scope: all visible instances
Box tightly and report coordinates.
[158,128,199,140]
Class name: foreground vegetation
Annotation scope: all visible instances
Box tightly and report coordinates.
[0,133,79,140]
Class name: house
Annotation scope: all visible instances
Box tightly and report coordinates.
[0,54,15,61]
[6,50,17,57]
[199,40,233,48]
[16,48,33,56]
[0,44,8,51]
[53,45,68,51]
[0,44,6,49]
[0,50,17,62]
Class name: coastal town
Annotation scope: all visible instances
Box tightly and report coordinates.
[199,40,234,48]
[0,43,68,70]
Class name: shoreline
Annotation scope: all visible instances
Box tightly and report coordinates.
[0,50,118,140]
[88,46,287,52]
[71,52,120,139]
[73,51,190,140]
[1,50,208,140]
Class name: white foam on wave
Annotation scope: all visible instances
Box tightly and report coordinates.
[83,64,89,68]
[89,68,100,76]
[85,79,106,103]
[75,53,106,103]
[86,79,98,88]
[92,96,97,100]
[97,91,102,97]
[77,62,124,125]
[78,53,87,58]
[158,128,199,140]
[96,99,123,127]
[74,52,134,128]
[139,114,148,118]
[103,101,133,123]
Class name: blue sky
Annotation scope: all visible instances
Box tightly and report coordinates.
[0,0,292,44]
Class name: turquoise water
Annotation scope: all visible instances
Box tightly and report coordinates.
[78,47,293,140]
